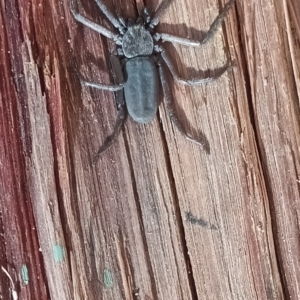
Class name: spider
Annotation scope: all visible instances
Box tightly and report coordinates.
[71,0,235,164]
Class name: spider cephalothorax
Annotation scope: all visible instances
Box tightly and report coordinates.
[121,22,154,58]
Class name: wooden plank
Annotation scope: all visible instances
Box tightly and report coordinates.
[156,0,283,298]
[0,0,299,299]
[240,0,300,298]
[0,2,49,299]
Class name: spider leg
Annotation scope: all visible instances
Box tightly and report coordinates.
[158,61,209,152]
[92,99,126,164]
[156,0,235,46]
[83,80,124,92]
[94,0,124,31]
[159,46,233,86]
[71,0,118,39]
[92,55,127,164]
[150,0,175,28]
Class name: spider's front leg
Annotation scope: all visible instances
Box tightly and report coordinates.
[93,0,123,31]
[70,0,119,40]
[156,0,235,46]
[149,0,175,28]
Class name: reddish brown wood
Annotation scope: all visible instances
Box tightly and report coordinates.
[0,0,299,299]
[0,4,48,300]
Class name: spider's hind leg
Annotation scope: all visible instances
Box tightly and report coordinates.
[92,97,127,164]
[157,61,210,153]
[92,55,127,164]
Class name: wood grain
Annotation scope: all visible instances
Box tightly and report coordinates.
[0,0,299,299]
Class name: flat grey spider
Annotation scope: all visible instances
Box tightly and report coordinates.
[71,0,235,164]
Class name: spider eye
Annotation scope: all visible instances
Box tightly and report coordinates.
[136,17,143,25]
[127,18,135,27]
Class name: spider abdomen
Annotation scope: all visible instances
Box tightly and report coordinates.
[124,57,159,124]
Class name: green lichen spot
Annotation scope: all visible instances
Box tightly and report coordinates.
[21,265,29,285]
[53,245,65,262]
[103,269,114,288]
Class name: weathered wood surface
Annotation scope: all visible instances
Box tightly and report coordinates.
[0,0,299,299]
